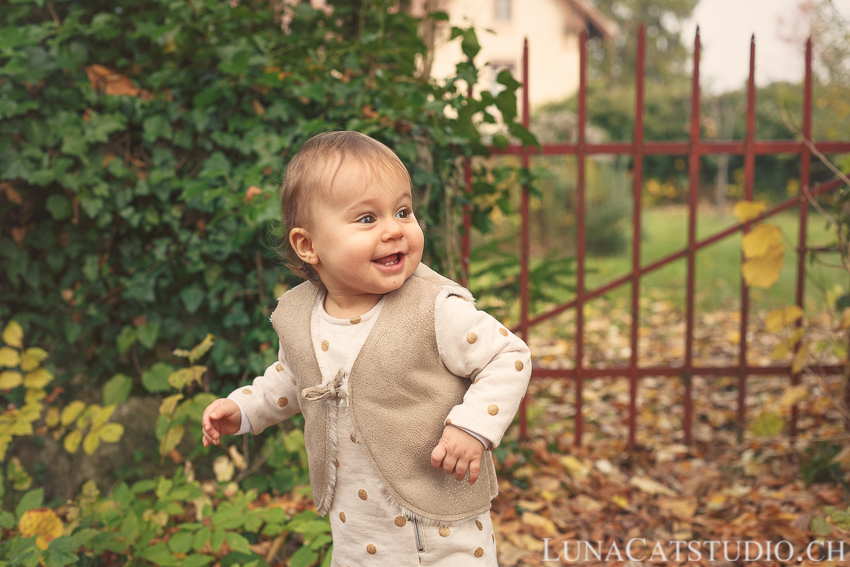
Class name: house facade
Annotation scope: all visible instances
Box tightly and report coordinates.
[425,0,617,110]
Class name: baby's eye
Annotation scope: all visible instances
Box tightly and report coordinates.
[396,208,412,219]
[358,214,376,224]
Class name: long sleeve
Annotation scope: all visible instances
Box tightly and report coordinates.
[435,289,532,449]
[227,344,301,434]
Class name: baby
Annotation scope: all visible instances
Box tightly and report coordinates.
[201,131,531,566]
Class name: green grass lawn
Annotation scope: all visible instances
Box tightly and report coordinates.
[576,205,847,315]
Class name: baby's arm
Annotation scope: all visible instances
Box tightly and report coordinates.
[431,288,532,481]
[201,344,301,444]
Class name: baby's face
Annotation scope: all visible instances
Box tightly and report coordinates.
[308,161,424,301]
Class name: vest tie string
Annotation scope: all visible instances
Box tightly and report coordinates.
[301,369,347,402]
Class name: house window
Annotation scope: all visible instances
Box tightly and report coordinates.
[489,62,515,95]
[494,0,511,21]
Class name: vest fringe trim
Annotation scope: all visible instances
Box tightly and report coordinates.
[314,398,340,516]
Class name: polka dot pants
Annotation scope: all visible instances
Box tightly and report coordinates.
[328,405,499,567]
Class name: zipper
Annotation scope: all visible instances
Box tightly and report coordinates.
[413,517,424,552]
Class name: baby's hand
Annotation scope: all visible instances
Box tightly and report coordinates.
[201,398,242,447]
[430,424,485,485]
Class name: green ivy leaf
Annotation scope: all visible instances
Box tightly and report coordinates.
[143,115,173,144]
[167,530,194,554]
[15,487,44,519]
[45,195,72,220]
[179,285,205,314]
[142,362,174,393]
[102,373,133,406]
[138,542,179,566]
[44,536,78,567]
[137,320,160,349]
[116,326,136,355]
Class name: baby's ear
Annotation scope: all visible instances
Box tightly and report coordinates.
[290,228,317,264]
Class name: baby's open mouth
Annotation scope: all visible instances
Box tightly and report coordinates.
[373,253,402,266]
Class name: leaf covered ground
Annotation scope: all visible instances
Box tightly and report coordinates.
[489,298,850,567]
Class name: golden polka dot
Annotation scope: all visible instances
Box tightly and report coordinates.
[499,328,508,336]
[242,389,252,395]
[488,404,499,416]
[277,397,288,407]
[334,458,339,467]
[439,526,450,537]
[321,340,329,352]
[475,520,483,531]
[394,516,406,527]
[466,332,478,344]
[514,360,524,371]
[275,363,283,372]
[445,418,451,425]
[358,489,367,500]
[339,511,346,523]
[474,547,484,558]
[366,544,376,554]
[350,433,356,443]
[350,316,361,325]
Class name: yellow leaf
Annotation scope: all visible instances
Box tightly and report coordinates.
[91,404,116,428]
[0,434,11,460]
[20,347,48,372]
[64,429,83,453]
[733,200,767,223]
[742,224,785,259]
[0,370,23,389]
[777,384,808,413]
[23,368,53,389]
[82,430,100,455]
[99,423,124,443]
[559,455,590,479]
[751,412,784,437]
[188,334,215,364]
[765,306,803,333]
[840,308,850,330]
[1,321,23,348]
[792,341,810,374]
[159,394,184,417]
[9,421,33,436]
[742,251,784,289]
[160,425,185,456]
[228,445,246,470]
[18,508,63,550]
[611,494,630,509]
[520,511,557,535]
[24,388,46,405]
[45,407,60,428]
[167,366,206,390]
[0,347,20,368]
[213,455,235,483]
[771,341,790,361]
[60,401,86,426]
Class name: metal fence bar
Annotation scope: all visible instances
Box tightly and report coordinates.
[533,364,845,379]
[574,31,588,446]
[519,38,531,440]
[489,140,850,156]
[737,35,757,441]
[684,27,701,445]
[628,25,646,448]
[460,83,473,290]
[792,39,814,437]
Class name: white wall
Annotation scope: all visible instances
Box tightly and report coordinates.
[429,0,583,112]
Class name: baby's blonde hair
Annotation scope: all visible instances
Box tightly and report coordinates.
[278,131,412,285]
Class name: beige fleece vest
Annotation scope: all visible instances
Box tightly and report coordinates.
[270,264,498,522]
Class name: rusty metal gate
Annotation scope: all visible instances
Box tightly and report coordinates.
[460,26,850,447]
